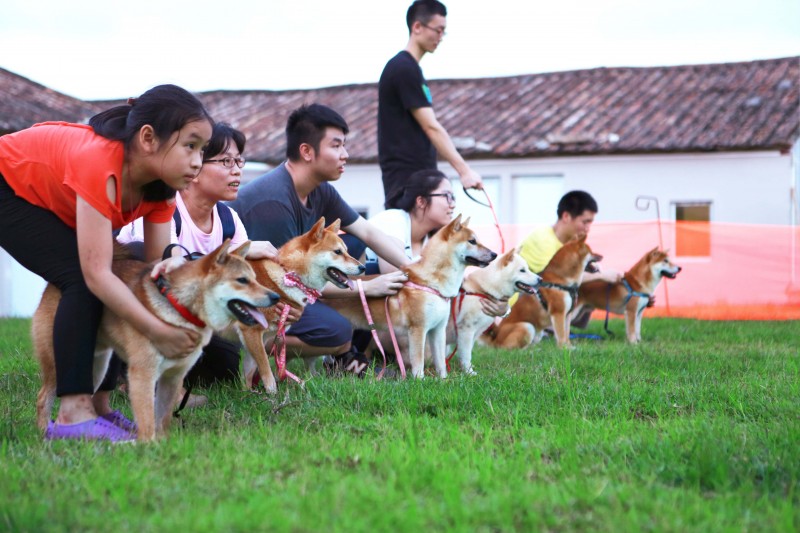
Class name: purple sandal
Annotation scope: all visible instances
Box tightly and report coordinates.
[45,417,135,443]
[100,410,137,434]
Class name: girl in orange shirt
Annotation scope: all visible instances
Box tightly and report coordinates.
[0,84,213,442]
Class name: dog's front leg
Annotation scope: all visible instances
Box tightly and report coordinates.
[624,300,641,344]
[127,361,159,442]
[154,369,185,438]
[455,328,477,375]
[551,311,573,349]
[241,327,277,394]
[428,324,448,378]
[408,327,427,379]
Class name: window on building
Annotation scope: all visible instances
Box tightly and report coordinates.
[674,201,711,257]
[511,175,564,225]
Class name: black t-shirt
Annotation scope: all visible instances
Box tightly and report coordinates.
[226,162,358,248]
[378,51,437,207]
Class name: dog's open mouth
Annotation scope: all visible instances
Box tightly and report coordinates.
[465,256,492,268]
[228,300,269,328]
[661,270,679,279]
[585,260,600,273]
[326,267,353,290]
[515,281,538,294]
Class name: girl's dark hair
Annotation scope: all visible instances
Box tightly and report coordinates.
[89,84,214,201]
[203,122,246,162]
[392,168,449,213]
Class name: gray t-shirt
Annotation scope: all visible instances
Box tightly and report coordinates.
[227,162,358,248]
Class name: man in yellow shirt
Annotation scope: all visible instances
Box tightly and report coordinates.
[514,190,621,326]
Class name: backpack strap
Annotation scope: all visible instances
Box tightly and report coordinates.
[173,203,235,241]
[217,202,236,241]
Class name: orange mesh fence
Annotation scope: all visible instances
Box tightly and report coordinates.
[472,221,800,321]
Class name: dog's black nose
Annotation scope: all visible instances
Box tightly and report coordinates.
[490,252,498,260]
[268,292,280,305]
[358,265,366,274]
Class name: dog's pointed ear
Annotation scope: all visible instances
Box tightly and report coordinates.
[451,213,463,232]
[500,249,515,267]
[213,239,234,265]
[462,216,471,228]
[231,240,251,258]
[648,246,660,257]
[326,218,341,234]
[575,233,587,244]
[310,217,326,240]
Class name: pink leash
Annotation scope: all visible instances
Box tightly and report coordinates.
[463,187,505,253]
[356,279,406,379]
[271,304,303,384]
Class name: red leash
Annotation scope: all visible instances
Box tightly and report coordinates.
[445,287,492,371]
[463,187,505,253]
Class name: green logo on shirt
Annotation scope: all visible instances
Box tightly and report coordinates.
[422,83,432,104]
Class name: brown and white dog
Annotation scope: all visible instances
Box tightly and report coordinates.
[32,241,278,442]
[574,247,681,343]
[326,215,497,378]
[237,217,365,393]
[485,235,602,349]
[447,250,540,374]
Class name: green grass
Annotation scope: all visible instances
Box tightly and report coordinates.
[1,317,798,532]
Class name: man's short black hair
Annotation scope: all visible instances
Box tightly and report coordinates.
[406,0,447,31]
[285,104,349,161]
[557,190,598,219]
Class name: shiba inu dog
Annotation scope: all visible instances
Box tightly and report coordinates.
[238,217,365,393]
[32,241,278,442]
[487,235,602,349]
[575,247,681,343]
[326,215,497,379]
[447,250,540,374]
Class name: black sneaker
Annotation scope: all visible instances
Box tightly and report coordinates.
[323,349,369,378]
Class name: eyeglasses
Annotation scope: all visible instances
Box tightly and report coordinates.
[205,157,245,169]
[422,23,447,37]
[429,192,456,204]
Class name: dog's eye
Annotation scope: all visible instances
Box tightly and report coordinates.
[468,238,477,245]
[236,277,250,285]
[334,249,343,255]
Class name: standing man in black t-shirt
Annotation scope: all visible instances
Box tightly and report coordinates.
[378,0,483,209]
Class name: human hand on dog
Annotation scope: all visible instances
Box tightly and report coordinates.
[647,295,656,308]
[152,323,201,358]
[150,256,186,279]
[246,240,279,260]
[364,271,408,296]
[480,297,509,318]
[278,302,303,323]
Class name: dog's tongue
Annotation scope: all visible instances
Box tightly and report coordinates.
[346,278,355,290]
[247,306,269,329]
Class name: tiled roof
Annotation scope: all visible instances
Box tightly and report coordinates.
[0,67,101,134]
[2,57,797,163]
[197,56,799,164]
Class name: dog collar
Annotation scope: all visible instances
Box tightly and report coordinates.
[535,281,579,312]
[404,280,450,300]
[153,275,206,328]
[283,271,321,304]
[622,278,651,305]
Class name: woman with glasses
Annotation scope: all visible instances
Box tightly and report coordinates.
[364,168,455,273]
[117,123,285,400]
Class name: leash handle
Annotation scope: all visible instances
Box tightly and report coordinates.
[462,187,505,253]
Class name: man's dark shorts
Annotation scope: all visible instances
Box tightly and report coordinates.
[287,301,353,347]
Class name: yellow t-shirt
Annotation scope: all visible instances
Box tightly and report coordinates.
[510,225,563,306]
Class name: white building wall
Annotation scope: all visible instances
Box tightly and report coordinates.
[330,150,795,226]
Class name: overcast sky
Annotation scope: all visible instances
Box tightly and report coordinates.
[2,0,798,101]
